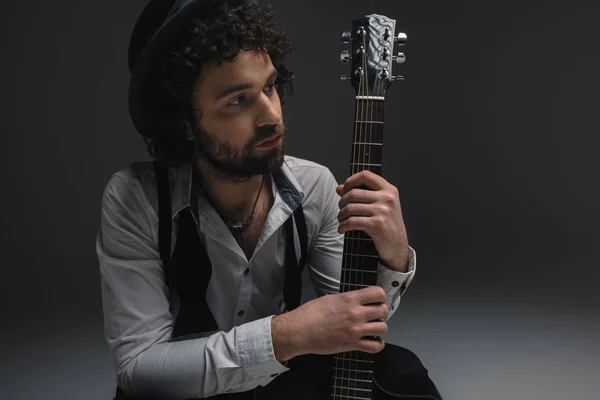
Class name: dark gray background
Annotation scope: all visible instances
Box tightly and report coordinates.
[2,0,599,399]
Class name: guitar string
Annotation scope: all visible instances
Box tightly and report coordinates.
[365,65,383,398]
[356,34,385,400]
[354,31,369,399]
[335,30,366,400]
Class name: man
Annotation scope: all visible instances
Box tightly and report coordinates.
[96,0,439,398]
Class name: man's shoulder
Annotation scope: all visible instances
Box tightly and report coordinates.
[110,160,158,181]
[102,161,159,198]
[282,155,339,213]
[283,154,326,170]
[283,154,336,184]
[100,161,190,215]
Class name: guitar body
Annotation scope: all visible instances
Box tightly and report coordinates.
[254,345,441,400]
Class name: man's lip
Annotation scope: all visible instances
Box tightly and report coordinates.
[255,134,283,146]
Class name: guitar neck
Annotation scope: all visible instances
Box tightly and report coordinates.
[333,11,405,398]
[332,96,385,400]
[341,96,385,293]
[349,97,384,177]
[332,350,375,398]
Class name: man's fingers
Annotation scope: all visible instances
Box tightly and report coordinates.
[357,336,386,353]
[357,286,387,305]
[363,302,389,321]
[359,321,388,338]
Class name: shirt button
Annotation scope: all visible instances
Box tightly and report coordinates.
[244,268,250,275]
[238,310,244,316]
[392,281,399,287]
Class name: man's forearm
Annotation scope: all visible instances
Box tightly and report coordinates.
[271,312,302,363]
[117,317,288,398]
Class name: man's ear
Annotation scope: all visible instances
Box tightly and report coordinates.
[185,124,194,141]
[185,104,202,141]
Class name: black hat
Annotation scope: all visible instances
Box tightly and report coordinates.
[128,0,257,138]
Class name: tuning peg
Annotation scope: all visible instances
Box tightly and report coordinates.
[341,31,352,43]
[393,53,406,64]
[384,28,392,41]
[340,50,351,63]
[391,75,405,81]
[339,73,351,80]
[395,32,407,45]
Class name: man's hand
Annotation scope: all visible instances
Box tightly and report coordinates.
[336,170,410,272]
[271,286,389,363]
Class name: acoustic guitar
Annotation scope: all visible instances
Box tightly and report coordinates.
[251,13,441,400]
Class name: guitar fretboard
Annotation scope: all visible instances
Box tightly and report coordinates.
[349,99,384,177]
[332,350,375,399]
[332,96,385,398]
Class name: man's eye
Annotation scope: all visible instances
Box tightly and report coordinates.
[264,83,276,93]
[227,84,275,107]
[227,95,246,106]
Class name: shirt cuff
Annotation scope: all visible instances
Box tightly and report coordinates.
[377,245,417,318]
[236,315,290,385]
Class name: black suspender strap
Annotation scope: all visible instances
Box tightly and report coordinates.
[294,204,308,274]
[282,203,308,312]
[154,161,172,266]
[155,161,218,338]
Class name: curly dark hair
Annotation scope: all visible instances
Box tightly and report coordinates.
[143,2,295,167]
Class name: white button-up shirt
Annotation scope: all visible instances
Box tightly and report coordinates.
[96,155,417,398]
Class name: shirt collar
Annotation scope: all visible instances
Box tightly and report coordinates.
[170,160,305,225]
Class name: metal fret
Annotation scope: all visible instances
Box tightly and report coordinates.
[336,350,374,359]
[333,367,373,383]
[340,283,370,289]
[342,269,377,274]
[343,253,378,258]
[331,394,372,400]
[352,142,383,145]
[334,356,374,363]
[333,365,374,372]
[333,372,374,383]
[354,120,384,124]
[356,95,384,100]
[331,385,372,392]
[350,162,382,167]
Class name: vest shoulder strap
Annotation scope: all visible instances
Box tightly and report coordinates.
[154,160,172,265]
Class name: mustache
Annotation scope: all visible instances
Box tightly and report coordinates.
[254,123,285,144]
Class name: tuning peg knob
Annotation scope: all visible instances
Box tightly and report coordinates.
[391,75,405,81]
[393,53,406,64]
[341,31,352,43]
[384,28,392,41]
[340,50,351,63]
[339,73,351,80]
[395,32,407,45]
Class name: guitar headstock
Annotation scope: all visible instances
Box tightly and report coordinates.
[339,14,407,97]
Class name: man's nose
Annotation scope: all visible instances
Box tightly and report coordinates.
[255,92,281,127]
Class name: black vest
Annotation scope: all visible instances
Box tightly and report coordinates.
[157,161,308,337]
[114,161,308,399]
